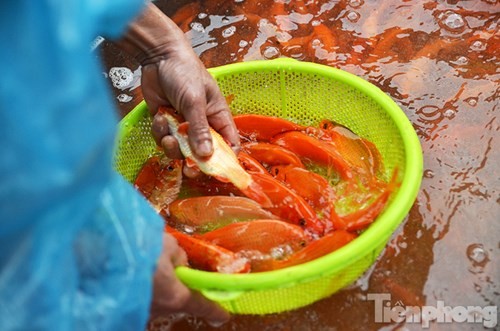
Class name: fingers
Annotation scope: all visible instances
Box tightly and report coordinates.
[181,290,231,327]
[163,233,187,267]
[151,234,230,326]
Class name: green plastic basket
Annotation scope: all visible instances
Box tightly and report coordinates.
[114,58,423,315]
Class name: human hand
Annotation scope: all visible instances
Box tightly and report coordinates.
[143,46,240,160]
[150,233,230,326]
[116,3,240,166]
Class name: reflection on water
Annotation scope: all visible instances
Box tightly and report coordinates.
[99,0,499,330]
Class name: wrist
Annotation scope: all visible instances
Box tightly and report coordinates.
[117,3,187,65]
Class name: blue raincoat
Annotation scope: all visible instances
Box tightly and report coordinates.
[0,1,163,330]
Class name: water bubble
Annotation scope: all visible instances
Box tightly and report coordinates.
[311,20,321,27]
[234,0,244,3]
[222,26,237,38]
[311,38,322,48]
[198,13,207,19]
[417,105,442,122]
[109,67,133,89]
[465,97,478,107]
[424,169,435,178]
[443,109,456,119]
[239,40,249,47]
[439,11,466,33]
[470,40,486,52]
[466,243,489,267]
[263,46,280,59]
[347,11,360,22]
[451,56,469,65]
[189,22,205,33]
[116,94,132,103]
[349,0,364,8]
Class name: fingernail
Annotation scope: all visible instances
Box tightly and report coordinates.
[197,140,213,157]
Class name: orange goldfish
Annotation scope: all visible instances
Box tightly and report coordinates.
[159,106,271,207]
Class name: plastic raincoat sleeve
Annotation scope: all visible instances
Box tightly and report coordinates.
[0,1,164,330]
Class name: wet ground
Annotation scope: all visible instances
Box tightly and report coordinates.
[98,0,499,330]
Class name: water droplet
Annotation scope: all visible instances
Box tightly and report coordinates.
[474,283,481,293]
[347,11,360,22]
[465,97,478,107]
[198,13,207,19]
[311,20,321,27]
[109,67,133,89]
[222,26,237,38]
[417,105,442,122]
[116,94,132,103]
[311,39,322,48]
[263,46,280,59]
[189,22,205,33]
[234,0,244,3]
[239,40,249,47]
[439,11,466,33]
[451,56,469,65]
[466,243,489,267]
[349,0,364,8]
[470,40,486,51]
[424,169,435,178]
[443,109,456,119]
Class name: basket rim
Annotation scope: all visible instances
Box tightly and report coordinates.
[119,59,423,293]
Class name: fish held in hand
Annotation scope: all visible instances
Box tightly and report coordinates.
[159,106,271,207]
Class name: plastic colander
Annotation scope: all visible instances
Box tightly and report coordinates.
[114,58,423,315]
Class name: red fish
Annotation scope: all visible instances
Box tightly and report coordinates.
[271,131,353,180]
[234,114,304,141]
[166,226,250,274]
[237,151,269,175]
[270,165,336,210]
[250,172,325,236]
[308,120,381,179]
[167,196,280,233]
[242,142,305,168]
[159,106,271,207]
[198,219,312,253]
[180,174,243,198]
[134,156,182,213]
[331,169,399,231]
[254,230,357,271]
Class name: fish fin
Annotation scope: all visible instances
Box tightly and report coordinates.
[185,158,199,170]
